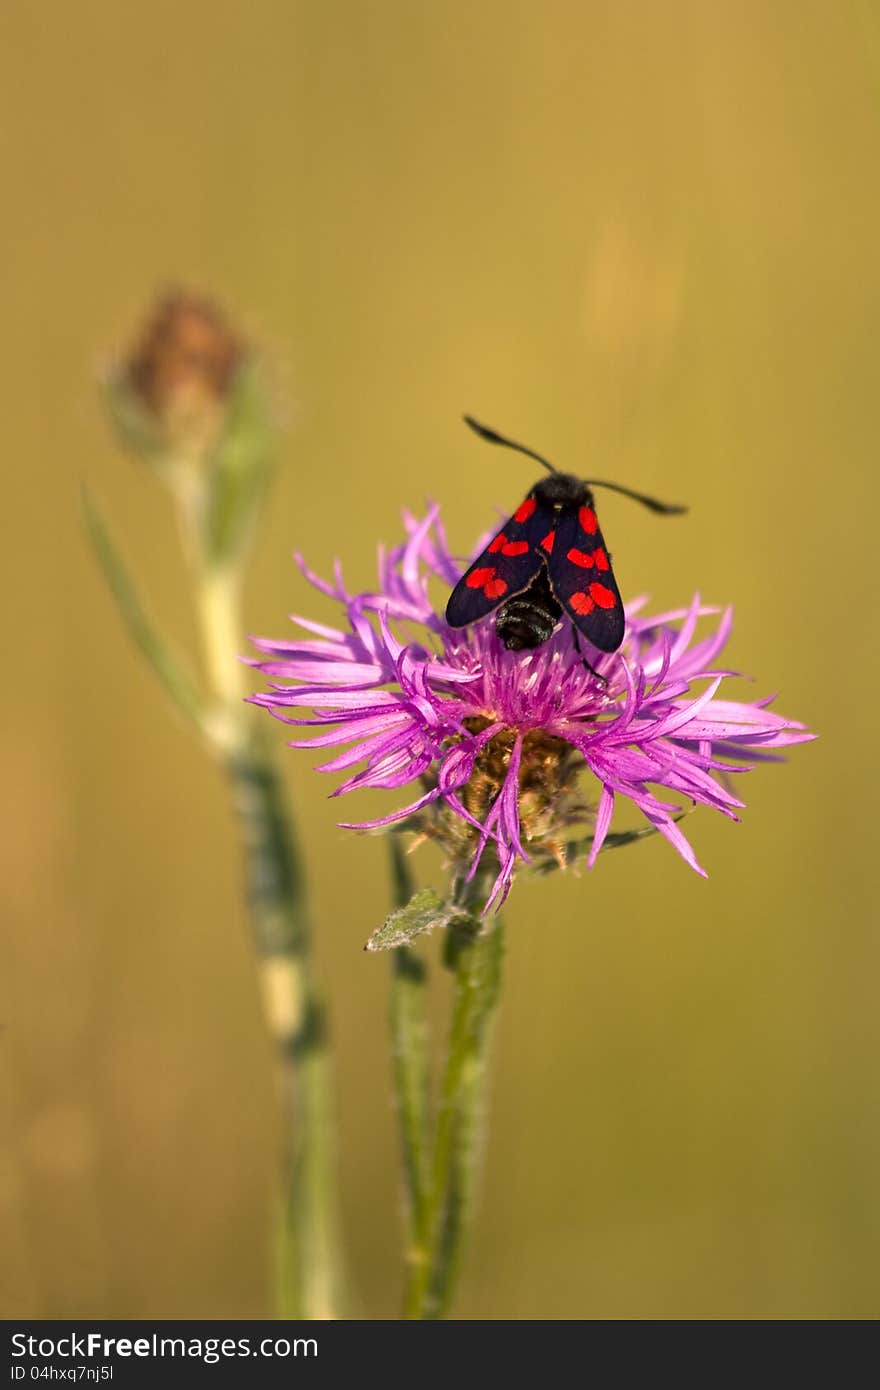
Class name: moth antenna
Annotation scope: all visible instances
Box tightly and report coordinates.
[462,415,686,511]
[463,415,557,475]
[584,479,688,515]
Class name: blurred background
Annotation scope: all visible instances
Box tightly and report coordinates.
[1,0,877,1319]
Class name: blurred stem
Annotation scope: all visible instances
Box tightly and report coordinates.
[387,841,432,1309]
[185,498,345,1320]
[196,566,247,711]
[228,740,344,1320]
[404,885,504,1320]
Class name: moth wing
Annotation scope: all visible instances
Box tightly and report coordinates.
[445,494,555,628]
[546,507,625,653]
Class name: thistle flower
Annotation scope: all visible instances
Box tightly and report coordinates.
[250,507,812,911]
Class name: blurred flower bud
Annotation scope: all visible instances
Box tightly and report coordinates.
[104,289,276,567]
[106,289,246,461]
[129,290,243,421]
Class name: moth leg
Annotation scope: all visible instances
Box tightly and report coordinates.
[571,623,608,686]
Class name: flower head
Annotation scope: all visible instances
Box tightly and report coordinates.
[126,289,245,424]
[250,508,812,911]
[106,288,247,462]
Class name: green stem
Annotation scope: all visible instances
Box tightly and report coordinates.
[404,895,505,1320]
[387,841,432,1311]
[229,743,344,1319]
[196,565,247,711]
[193,548,346,1320]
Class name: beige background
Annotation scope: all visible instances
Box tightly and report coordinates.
[1,0,876,1318]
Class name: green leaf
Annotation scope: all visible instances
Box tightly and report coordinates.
[82,485,205,729]
[365,887,457,953]
[203,360,275,566]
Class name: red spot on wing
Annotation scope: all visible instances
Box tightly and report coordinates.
[488,533,507,553]
[566,547,594,568]
[570,591,595,615]
[484,576,508,599]
[514,497,537,523]
[589,581,616,609]
[594,547,610,571]
[501,540,529,556]
[466,566,508,600]
[467,566,495,589]
[540,530,555,552]
[579,506,598,535]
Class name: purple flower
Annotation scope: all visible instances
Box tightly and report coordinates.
[250,507,813,911]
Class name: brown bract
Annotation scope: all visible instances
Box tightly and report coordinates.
[413,717,594,874]
[124,289,246,449]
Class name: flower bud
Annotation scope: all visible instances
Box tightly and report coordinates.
[107,289,246,461]
[103,289,276,567]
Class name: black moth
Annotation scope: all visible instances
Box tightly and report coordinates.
[446,416,686,669]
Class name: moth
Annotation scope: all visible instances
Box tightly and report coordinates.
[446,416,686,670]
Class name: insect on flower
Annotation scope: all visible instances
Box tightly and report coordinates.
[446,417,687,675]
[250,502,813,913]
